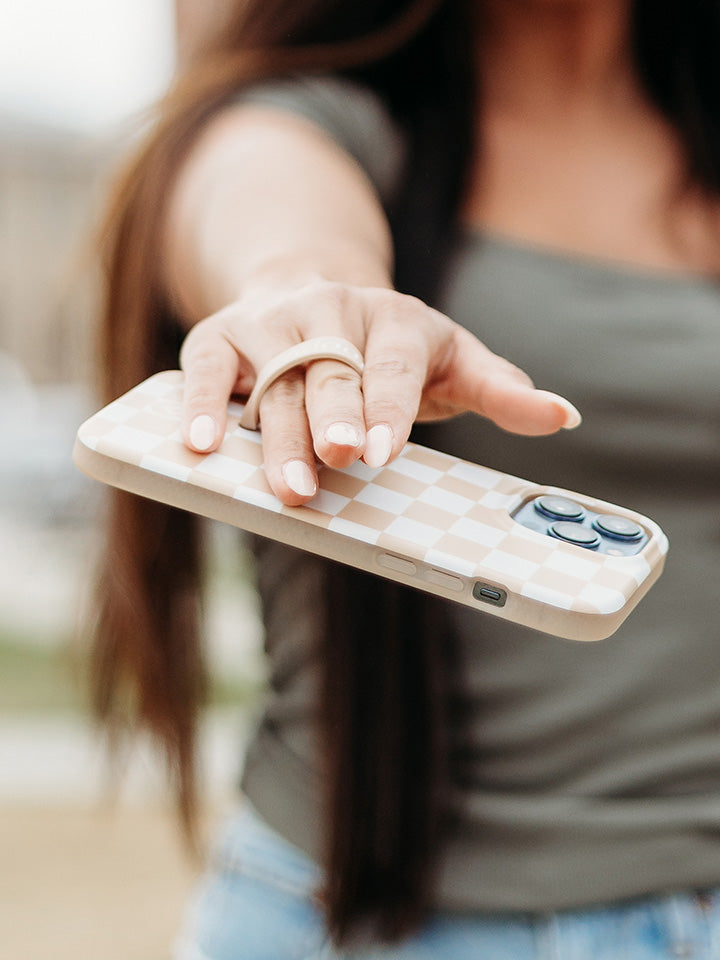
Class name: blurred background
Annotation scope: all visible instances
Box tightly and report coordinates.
[0,3,267,957]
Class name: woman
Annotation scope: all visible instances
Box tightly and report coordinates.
[94,0,720,956]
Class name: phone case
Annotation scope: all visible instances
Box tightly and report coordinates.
[73,371,668,642]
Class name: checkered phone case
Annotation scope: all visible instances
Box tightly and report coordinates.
[74,371,667,641]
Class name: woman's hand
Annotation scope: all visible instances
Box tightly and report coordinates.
[179,279,581,505]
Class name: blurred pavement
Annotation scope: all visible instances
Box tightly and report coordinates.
[0,366,267,959]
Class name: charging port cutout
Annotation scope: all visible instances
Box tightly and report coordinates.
[472,582,507,607]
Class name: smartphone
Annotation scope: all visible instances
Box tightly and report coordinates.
[73,371,668,642]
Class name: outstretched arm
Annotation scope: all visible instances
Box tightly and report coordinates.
[163,104,581,504]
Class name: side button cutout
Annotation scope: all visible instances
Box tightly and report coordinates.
[426,569,465,593]
[472,582,507,607]
[378,553,417,576]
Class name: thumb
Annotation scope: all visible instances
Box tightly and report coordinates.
[439,327,582,436]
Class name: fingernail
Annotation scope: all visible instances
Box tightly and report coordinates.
[189,414,216,451]
[363,424,394,468]
[541,392,582,430]
[324,421,361,447]
[281,459,317,498]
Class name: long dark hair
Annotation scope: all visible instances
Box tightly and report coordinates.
[92,0,720,945]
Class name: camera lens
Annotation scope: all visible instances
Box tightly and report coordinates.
[549,521,601,549]
[593,515,644,541]
[534,495,585,521]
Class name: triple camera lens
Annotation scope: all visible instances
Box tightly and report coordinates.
[534,496,644,550]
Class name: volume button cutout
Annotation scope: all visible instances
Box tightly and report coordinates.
[377,553,417,576]
[425,569,465,593]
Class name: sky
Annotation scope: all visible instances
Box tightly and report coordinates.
[0,0,176,133]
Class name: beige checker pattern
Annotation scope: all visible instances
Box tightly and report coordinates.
[76,372,668,620]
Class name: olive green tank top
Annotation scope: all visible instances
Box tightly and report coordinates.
[237,76,720,911]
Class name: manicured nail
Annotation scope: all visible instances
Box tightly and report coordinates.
[363,424,394,468]
[281,459,317,498]
[324,421,361,447]
[189,414,216,451]
[541,392,582,429]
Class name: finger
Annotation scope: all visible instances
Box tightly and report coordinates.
[299,287,366,468]
[181,293,306,451]
[256,369,318,505]
[360,293,435,467]
[180,324,244,452]
[433,326,582,436]
[304,358,365,468]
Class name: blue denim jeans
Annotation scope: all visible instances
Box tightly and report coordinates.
[174,804,720,960]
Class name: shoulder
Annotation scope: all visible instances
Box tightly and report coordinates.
[236,74,407,206]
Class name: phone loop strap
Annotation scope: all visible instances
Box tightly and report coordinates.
[239,337,365,431]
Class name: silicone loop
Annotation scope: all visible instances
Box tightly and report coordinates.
[239,336,365,430]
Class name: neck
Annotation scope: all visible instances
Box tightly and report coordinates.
[478,0,636,112]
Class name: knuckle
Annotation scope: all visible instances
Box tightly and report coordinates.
[263,370,305,406]
[183,315,212,339]
[311,367,361,393]
[264,280,351,331]
[367,394,418,423]
[259,307,297,340]
[189,353,227,379]
[303,279,349,312]
[182,313,225,347]
[185,389,220,414]
[368,290,403,321]
[396,291,426,312]
[366,357,411,377]
[375,289,425,316]
[365,356,423,393]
